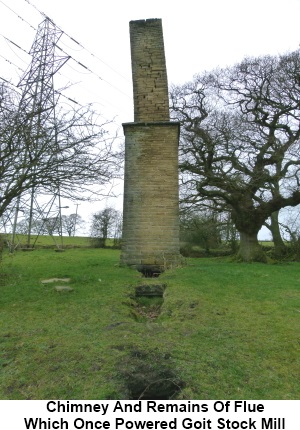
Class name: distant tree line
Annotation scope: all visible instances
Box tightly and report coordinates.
[15,213,85,237]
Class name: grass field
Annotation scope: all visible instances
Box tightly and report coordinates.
[0,243,299,399]
[4,233,91,249]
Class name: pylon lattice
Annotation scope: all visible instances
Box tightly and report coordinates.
[5,18,70,249]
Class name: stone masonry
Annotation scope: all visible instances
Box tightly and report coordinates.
[130,19,170,122]
[120,19,181,273]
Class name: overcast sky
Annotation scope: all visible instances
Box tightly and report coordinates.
[1,0,300,236]
[2,0,300,123]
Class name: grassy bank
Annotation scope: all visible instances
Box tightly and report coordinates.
[0,247,299,399]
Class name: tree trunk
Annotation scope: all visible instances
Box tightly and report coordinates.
[237,231,267,262]
[269,211,287,257]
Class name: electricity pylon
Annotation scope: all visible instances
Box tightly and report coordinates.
[11,17,70,249]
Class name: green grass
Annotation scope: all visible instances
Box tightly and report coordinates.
[0,246,299,399]
[4,233,91,248]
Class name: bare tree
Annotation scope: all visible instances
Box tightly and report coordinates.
[279,206,300,242]
[15,217,58,236]
[180,208,222,254]
[60,214,84,237]
[90,207,121,248]
[0,81,119,219]
[171,50,300,262]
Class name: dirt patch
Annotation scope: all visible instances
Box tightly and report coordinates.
[54,286,74,292]
[120,349,184,400]
[41,278,71,284]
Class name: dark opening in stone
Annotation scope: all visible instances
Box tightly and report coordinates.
[130,284,167,321]
[137,265,164,278]
[135,283,166,297]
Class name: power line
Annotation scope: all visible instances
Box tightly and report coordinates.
[1,64,125,126]
[22,0,131,83]
[0,75,10,84]
[59,37,84,53]
[0,0,36,31]
[2,35,131,117]
[1,35,31,71]
[0,63,79,106]
[0,9,132,121]
[1,0,132,100]
[0,53,24,73]
[55,44,131,99]
[61,32,131,84]
[0,75,22,95]
[0,74,120,127]
[2,35,30,57]
[2,29,132,116]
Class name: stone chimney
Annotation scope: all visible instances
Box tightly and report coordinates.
[121,19,181,274]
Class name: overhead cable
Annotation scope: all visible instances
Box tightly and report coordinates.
[0,7,131,122]
[2,35,30,56]
[0,65,80,106]
[55,44,131,98]
[23,0,131,83]
[0,53,24,73]
[1,36,130,117]
[0,0,36,31]
[1,67,122,125]
[2,0,131,99]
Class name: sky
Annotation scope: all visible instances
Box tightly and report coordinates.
[1,0,300,237]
